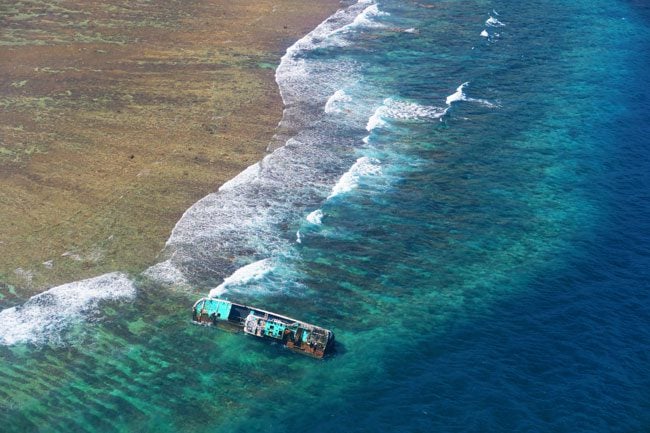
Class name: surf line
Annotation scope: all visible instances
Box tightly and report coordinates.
[0,1,371,347]
[146,0,385,288]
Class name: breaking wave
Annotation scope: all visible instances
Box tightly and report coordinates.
[381,98,447,121]
[325,89,353,114]
[366,98,447,133]
[445,82,499,109]
[486,16,505,27]
[366,107,388,131]
[275,0,379,112]
[145,0,384,286]
[209,259,274,298]
[481,13,505,42]
[306,209,324,225]
[0,272,135,346]
[446,82,470,105]
[328,157,382,199]
[343,3,390,31]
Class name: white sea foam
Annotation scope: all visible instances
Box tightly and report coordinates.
[366,107,388,131]
[328,157,381,199]
[480,29,489,38]
[446,82,469,105]
[209,259,274,298]
[278,0,379,68]
[282,7,358,56]
[325,89,353,114]
[219,162,261,192]
[444,82,499,111]
[348,3,389,29]
[147,131,355,285]
[326,2,391,38]
[144,257,188,286]
[146,0,384,286]
[306,209,324,225]
[274,0,370,137]
[145,2,501,295]
[0,272,136,346]
[296,231,302,243]
[486,16,505,27]
[0,0,398,353]
[382,98,446,120]
[472,97,498,108]
[366,98,446,132]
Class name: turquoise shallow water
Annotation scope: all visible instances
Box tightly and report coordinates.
[1,0,650,431]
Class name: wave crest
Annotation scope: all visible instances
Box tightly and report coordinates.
[209,259,274,298]
[0,272,135,346]
[328,157,382,199]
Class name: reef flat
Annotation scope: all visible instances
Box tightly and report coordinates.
[0,0,339,294]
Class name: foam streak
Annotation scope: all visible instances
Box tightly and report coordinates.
[0,272,135,346]
[209,259,274,298]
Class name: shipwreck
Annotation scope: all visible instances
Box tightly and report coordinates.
[192,297,335,358]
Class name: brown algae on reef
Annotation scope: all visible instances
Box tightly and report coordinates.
[0,0,340,294]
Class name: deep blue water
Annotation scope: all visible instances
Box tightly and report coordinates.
[1,0,649,431]
[275,1,650,430]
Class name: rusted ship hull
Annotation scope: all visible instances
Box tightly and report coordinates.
[192,297,335,358]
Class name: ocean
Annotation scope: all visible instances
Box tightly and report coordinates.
[1,0,649,431]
